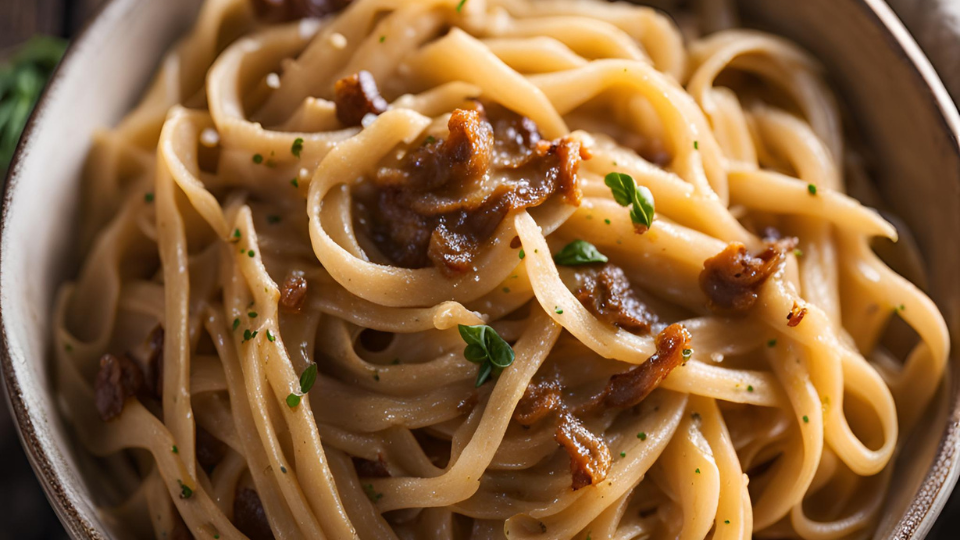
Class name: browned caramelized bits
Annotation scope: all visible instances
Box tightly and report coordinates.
[250,0,353,23]
[575,264,657,335]
[699,241,788,313]
[513,381,563,426]
[786,301,808,327]
[234,487,275,540]
[361,104,585,274]
[94,353,145,421]
[592,323,691,410]
[353,455,391,478]
[555,411,612,490]
[334,71,389,126]
[279,271,308,312]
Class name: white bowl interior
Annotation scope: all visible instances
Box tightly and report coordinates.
[2,0,959,538]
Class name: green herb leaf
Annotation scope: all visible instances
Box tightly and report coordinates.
[802,415,809,423]
[248,311,257,318]
[518,248,525,260]
[144,192,154,203]
[290,177,299,188]
[553,239,608,266]
[0,37,66,171]
[604,172,655,229]
[172,445,178,454]
[291,137,303,158]
[459,324,515,386]
[266,329,275,342]
[637,432,646,440]
[253,153,263,164]
[767,339,777,347]
[232,318,240,330]
[474,361,493,387]
[299,363,318,394]
[807,183,817,195]
[286,393,301,408]
[456,0,468,12]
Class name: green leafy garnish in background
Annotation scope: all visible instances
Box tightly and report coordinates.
[0,36,67,173]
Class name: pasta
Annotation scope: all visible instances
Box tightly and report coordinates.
[54,0,950,538]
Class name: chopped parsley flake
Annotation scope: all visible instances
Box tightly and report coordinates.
[285,393,301,407]
[266,330,275,342]
[280,465,287,473]
[802,415,809,423]
[767,339,777,347]
[620,451,626,458]
[144,192,154,203]
[794,248,803,258]
[555,307,563,314]
[291,137,304,158]
[693,140,699,150]
[364,483,383,502]
[456,0,468,12]
[379,35,386,43]
[807,183,817,195]
[747,385,754,392]
[637,432,646,440]
[253,153,263,164]
[519,248,525,260]
[290,177,299,188]
[172,445,178,454]
[724,520,731,525]
[695,468,701,474]
[248,311,257,318]
[247,250,256,258]
[178,480,193,499]
[502,287,510,293]
[232,318,240,330]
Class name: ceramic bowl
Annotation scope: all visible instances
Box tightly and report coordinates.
[2,0,959,538]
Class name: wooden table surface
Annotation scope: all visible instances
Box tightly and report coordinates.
[0,0,107,49]
[0,0,958,538]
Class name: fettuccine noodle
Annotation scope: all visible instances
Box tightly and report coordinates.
[55,0,949,538]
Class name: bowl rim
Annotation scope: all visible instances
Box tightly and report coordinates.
[2,0,960,538]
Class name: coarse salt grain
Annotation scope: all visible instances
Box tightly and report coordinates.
[200,128,220,147]
[329,33,347,49]
[266,73,280,89]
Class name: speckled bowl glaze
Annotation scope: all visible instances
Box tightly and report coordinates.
[2,0,959,538]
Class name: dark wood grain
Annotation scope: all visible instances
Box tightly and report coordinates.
[0,0,106,49]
